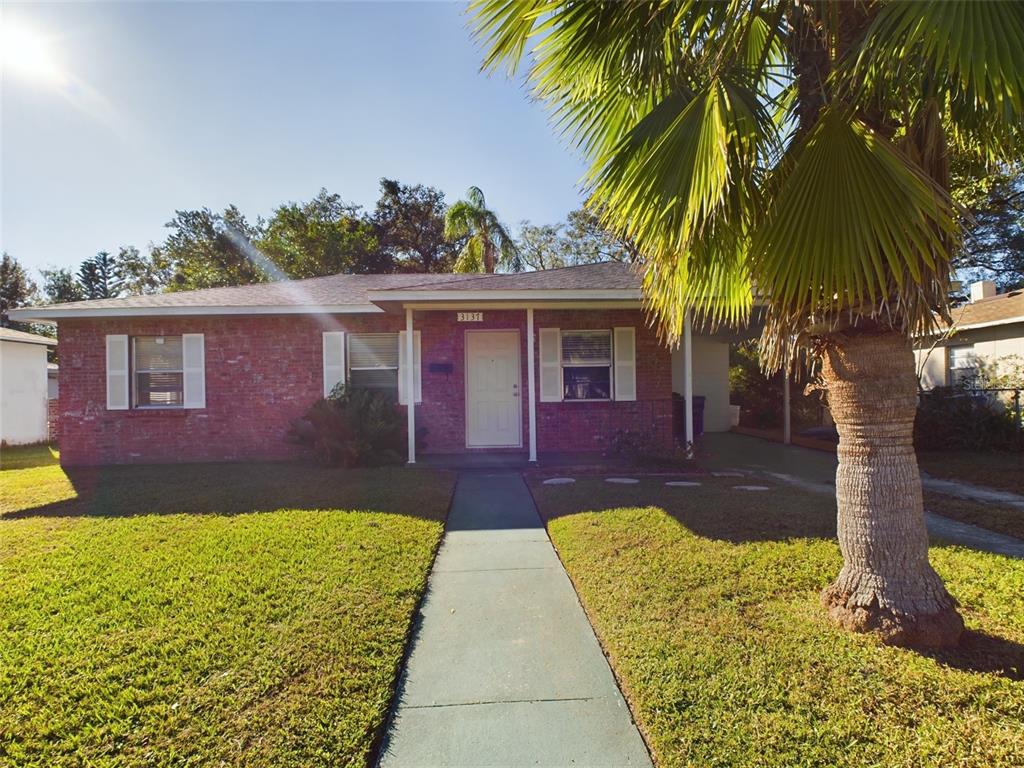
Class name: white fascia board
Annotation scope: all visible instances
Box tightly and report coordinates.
[395,300,643,311]
[0,336,57,346]
[367,289,642,302]
[7,304,383,321]
[916,316,1024,337]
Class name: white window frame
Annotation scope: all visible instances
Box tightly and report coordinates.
[948,344,977,387]
[132,335,185,409]
[560,329,614,402]
[347,332,400,391]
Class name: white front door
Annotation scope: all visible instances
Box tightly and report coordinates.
[465,330,522,448]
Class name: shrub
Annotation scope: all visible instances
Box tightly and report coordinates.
[288,385,407,466]
[914,386,1020,451]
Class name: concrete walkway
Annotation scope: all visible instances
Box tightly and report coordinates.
[377,473,651,768]
[702,433,1024,558]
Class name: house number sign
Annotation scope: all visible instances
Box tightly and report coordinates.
[457,312,483,322]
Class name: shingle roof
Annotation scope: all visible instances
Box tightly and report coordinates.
[0,327,57,345]
[943,290,1024,330]
[24,272,470,312]
[379,261,640,292]
[10,262,641,320]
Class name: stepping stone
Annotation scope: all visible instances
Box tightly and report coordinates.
[666,481,701,487]
[542,477,576,485]
[605,477,639,484]
[711,471,744,477]
[733,485,770,491]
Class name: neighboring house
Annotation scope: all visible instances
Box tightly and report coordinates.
[0,327,57,445]
[915,280,1024,389]
[47,363,59,400]
[11,263,734,466]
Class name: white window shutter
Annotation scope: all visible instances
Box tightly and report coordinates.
[398,330,422,404]
[182,333,206,409]
[613,327,637,401]
[105,334,129,410]
[323,331,346,398]
[539,328,562,402]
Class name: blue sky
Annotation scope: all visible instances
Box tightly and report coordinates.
[2,2,587,277]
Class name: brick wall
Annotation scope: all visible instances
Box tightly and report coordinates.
[47,398,60,443]
[57,308,673,465]
[533,309,674,452]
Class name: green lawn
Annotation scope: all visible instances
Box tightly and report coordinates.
[0,446,455,767]
[918,450,1024,495]
[528,475,1024,768]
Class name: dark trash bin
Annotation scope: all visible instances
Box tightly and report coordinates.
[672,394,705,442]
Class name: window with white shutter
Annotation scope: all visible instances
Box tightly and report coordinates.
[322,331,346,397]
[613,327,636,401]
[106,335,129,410]
[347,333,399,391]
[182,334,206,408]
[538,328,562,402]
[133,336,184,407]
[561,330,612,401]
[398,330,422,404]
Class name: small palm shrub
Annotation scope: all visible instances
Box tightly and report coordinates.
[288,385,406,466]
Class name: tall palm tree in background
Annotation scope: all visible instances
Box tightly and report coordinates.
[471,1,1024,647]
[445,186,521,273]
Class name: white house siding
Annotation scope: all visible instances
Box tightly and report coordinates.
[1,339,50,444]
[915,322,1024,389]
[672,336,731,432]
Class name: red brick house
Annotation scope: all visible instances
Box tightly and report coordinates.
[12,263,732,466]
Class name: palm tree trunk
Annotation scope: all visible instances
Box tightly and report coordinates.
[483,240,496,273]
[820,330,963,648]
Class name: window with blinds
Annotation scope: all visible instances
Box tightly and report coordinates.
[948,344,977,387]
[561,330,612,400]
[348,333,400,390]
[133,336,184,407]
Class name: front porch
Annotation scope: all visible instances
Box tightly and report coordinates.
[370,295,738,464]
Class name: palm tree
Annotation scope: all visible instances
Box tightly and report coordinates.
[445,186,521,273]
[471,1,1024,648]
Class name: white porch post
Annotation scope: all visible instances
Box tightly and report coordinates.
[526,307,538,463]
[683,310,694,452]
[405,306,416,464]
[783,360,792,445]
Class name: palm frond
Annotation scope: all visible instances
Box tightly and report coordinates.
[454,236,484,273]
[751,107,959,367]
[848,0,1024,162]
[444,200,478,240]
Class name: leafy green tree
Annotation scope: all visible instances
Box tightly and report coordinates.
[517,208,638,270]
[955,168,1024,291]
[152,206,269,291]
[373,178,461,272]
[78,251,123,299]
[516,222,565,271]
[261,189,390,277]
[445,187,521,273]
[117,246,168,296]
[472,0,1024,647]
[41,268,86,304]
[0,253,38,327]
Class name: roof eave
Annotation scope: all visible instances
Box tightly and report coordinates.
[7,303,384,322]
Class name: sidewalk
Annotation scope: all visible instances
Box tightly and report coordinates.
[701,433,1024,558]
[377,472,651,767]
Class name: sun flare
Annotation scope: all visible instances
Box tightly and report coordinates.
[1,19,66,85]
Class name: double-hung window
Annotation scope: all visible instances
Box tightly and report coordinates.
[561,330,612,401]
[133,336,184,407]
[348,333,400,392]
[948,344,977,387]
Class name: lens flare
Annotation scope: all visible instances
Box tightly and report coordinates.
[1,19,66,85]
